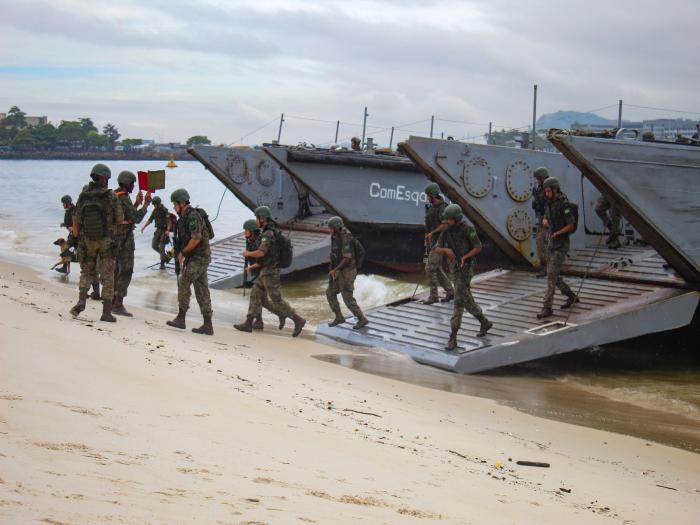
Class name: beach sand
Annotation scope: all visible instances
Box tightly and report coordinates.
[0,260,698,524]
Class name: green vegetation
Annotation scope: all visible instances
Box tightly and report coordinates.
[186,135,211,146]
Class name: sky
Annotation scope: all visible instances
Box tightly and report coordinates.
[0,0,698,145]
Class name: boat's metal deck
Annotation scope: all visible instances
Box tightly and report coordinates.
[317,269,698,374]
[153,215,331,288]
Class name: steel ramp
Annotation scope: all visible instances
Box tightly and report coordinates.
[152,215,331,289]
[316,269,699,374]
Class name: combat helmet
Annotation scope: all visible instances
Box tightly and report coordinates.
[170,188,190,203]
[443,203,463,221]
[533,166,549,179]
[117,170,136,186]
[328,216,344,229]
[424,182,440,196]
[243,219,258,231]
[60,194,72,204]
[152,196,162,206]
[254,205,272,219]
[90,163,111,179]
[543,177,560,190]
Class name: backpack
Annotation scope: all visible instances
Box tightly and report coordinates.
[565,202,579,233]
[80,193,110,240]
[276,230,293,268]
[195,207,215,239]
[353,237,366,269]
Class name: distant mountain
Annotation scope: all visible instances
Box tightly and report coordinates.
[536,111,614,131]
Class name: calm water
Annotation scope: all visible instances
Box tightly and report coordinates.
[1,159,698,451]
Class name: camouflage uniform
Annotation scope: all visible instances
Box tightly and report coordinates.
[149,204,171,264]
[438,221,488,334]
[74,181,124,302]
[595,195,621,244]
[113,190,148,298]
[543,193,576,309]
[247,224,298,320]
[532,183,548,268]
[425,199,453,299]
[176,207,212,317]
[246,230,282,318]
[326,227,366,321]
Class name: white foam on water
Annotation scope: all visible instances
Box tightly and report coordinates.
[354,274,389,309]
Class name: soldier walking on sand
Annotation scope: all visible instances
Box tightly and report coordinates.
[166,189,214,335]
[69,163,124,321]
[532,167,549,277]
[435,204,492,350]
[423,182,454,304]
[234,206,306,336]
[60,195,100,296]
[537,177,580,319]
[112,170,151,316]
[325,216,369,329]
[141,196,172,269]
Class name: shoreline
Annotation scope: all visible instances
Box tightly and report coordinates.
[0,151,194,161]
[1,259,699,523]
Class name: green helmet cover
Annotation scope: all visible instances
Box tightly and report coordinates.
[328,216,344,229]
[152,196,162,205]
[424,182,441,195]
[117,170,136,186]
[243,219,258,231]
[443,203,463,221]
[543,177,560,189]
[170,188,190,203]
[254,205,272,219]
[90,163,111,179]
[533,166,549,179]
[60,194,72,204]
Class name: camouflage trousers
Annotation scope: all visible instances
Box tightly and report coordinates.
[248,266,296,319]
[326,266,365,320]
[426,245,453,298]
[152,229,169,263]
[78,237,115,302]
[595,196,621,235]
[535,222,548,269]
[179,255,213,317]
[449,264,486,334]
[113,234,134,298]
[543,248,573,309]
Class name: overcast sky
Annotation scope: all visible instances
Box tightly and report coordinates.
[0,0,698,145]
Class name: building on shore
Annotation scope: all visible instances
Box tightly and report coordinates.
[0,113,48,127]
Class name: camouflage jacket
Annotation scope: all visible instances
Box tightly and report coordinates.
[176,206,211,259]
[75,181,123,239]
[545,192,575,251]
[148,204,170,231]
[438,220,482,269]
[114,190,148,237]
[330,227,356,269]
[531,184,546,222]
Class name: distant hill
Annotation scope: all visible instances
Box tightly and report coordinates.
[536,111,614,131]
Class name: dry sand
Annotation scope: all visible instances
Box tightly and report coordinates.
[0,260,698,524]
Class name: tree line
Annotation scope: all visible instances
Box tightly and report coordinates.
[0,106,212,152]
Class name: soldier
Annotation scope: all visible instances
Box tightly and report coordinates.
[234,206,306,336]
[166,188,214,335]
[532,167,549,277]
[537,177,579,319]
[60,194,101,295]
[595,195,621,249]
[141,195,171,269]
[69,163,124,321]
[325,216,369,329]
[112,170,151,316]
[423,182,454,304]
[434,204,492,350]
[242,218,284,331]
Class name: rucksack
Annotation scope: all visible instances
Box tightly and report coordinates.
[565,202,579,233]
[353,237,366,269]
[195,207,215,239]
[81,192,109,240]
[276,230,293,268]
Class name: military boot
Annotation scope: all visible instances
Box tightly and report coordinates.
[159,262,166,270]
[166,310,186,329]
[422,295,439,305]
[56,264,68,274]
[440,292,454,303]
[328,310,345,327]
[112,295,133,317]
[234,316,254,333]
[252,316,264,330]
[291,314,306,337]
[445,332,458,351]
[536,307,553,319]
[278,315,286,330]
[192,316,214,335]
[70,291,88,316]
[561,294,580,309]
[606,235,621,249]
[90,282,101,300]
[476,318,493,337]
[352,317,369,330]
[100,300,117,323]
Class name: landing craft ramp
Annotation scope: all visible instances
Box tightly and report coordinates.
[319,136,698,373]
